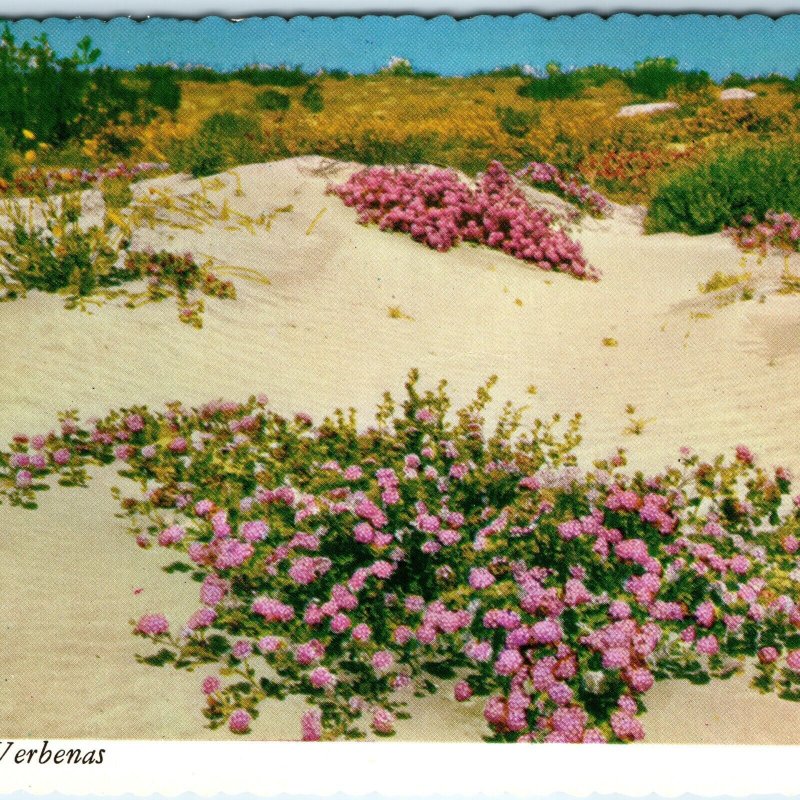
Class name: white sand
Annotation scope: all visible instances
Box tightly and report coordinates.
[2,156,800,742]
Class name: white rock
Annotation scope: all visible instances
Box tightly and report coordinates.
[719,87,758,101]
[616,101,679,118]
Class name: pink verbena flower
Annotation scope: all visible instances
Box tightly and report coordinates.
[228,709,251,733]
[136,613,169,635]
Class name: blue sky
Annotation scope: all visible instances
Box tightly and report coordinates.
[3,15,800,78]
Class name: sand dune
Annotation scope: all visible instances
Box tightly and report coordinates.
[2,156,800,742]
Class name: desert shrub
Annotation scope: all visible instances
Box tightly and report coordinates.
[234,66,311,87]
[0,29,164,146]
[624,57,712,101]
[172,112,264,177]
[301,83,324,113]
[646,144,800,234]
[0,194,119,298]
[256,90,291,112]
[136,65,182,113]
[329,161,595,279]
[495,106,538,138]
[5,373,800,741]
[518,64,584,101]
[0,194,234,324]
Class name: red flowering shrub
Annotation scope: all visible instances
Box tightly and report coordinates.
[4,373,800,741]
[328,161,597,280]
[579,147,703,201]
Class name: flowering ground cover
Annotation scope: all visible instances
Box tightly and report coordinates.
[329,162,597,280]
[3,373,800,742]
[0,162,170,198]
[725,212,800,257]
[515,162,611,219]
[0,193,236,327]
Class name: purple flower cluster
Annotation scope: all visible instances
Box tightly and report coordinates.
[726,211,800,257]
[329,161,597,280]
[515,161,612,219]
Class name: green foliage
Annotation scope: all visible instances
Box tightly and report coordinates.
[517,63,626,101]
[646,144,800,234]
[517,66,584,100]
[234,65,311,87]
[300,83,324,113]
[623,57,712,100]
[255,89,291,112]
[0,28,167,147]
[0,128,14,180]
[0,195,120,298]
[171,112,264,177]
[495,105,538,138]
[136,65,182,113]
[172,64,312,86]
[722,72,749,89]
[0,195,236,325]
[325,132,437,166]
[325,68,350,81]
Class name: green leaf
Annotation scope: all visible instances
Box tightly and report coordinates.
[138,648,176,667]
[163,561,193,573]
[206,635,231,656]
[421,661,457,679]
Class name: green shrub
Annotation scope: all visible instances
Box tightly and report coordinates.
[255,89,291,111]
[171,112,264,177]
[646,144,800,234]
[0,128,14,180]
[300,83,324,113]
[327,132,437,166]
[517,64,584,100]
[0,28,164,146]
[722,72,750,89]
[233,66,311,87]
[136,65,182,113]
[495,106,538,138]
[623,57,712,100]
[0,194,118,298]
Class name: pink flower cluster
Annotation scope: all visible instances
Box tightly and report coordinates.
[726,211,800,256]
[329,161,597,279]
[516,161,611,218]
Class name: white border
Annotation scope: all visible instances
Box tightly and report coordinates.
[1,741,800,796]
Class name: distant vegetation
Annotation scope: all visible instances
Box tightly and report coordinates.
[255,89,291,111]
[517,58,715,102]
[0,27,181,148]
[1,29,799,235]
